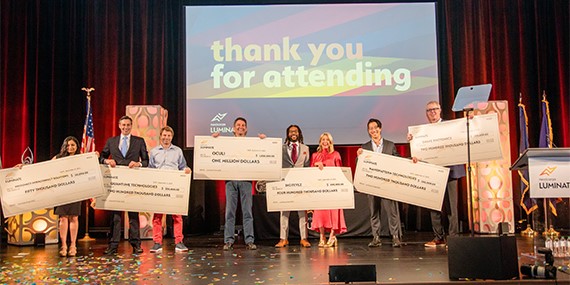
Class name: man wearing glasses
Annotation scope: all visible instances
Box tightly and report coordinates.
[413,101,466,247]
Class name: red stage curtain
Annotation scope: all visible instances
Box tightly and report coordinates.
[0,0,185,165]
[438,0,568,151]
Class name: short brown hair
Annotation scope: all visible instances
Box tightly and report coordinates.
[119,115,133,123]
[160,126,174,136]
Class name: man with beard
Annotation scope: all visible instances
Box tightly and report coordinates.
[214,117,265,251]
[275,125,312,248]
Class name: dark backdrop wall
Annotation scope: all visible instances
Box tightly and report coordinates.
[1,0,568,235]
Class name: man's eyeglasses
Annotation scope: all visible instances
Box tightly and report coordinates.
[426,108,440,113]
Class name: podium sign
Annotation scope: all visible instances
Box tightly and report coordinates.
[512,148,570,198]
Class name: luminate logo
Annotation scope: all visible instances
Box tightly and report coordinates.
[539,166,557,176]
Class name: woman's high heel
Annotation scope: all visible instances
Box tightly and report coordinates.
[59,245,68,257]
[318,239,327,247]
[68,246,77,257]
[325,237,337,247]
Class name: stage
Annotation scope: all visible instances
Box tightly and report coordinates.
[0,232,568,284]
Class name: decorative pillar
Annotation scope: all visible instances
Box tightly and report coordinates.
[124,105,169,239]
[3,148,58,246]
[5,209,58,245]
[470,100,515,233]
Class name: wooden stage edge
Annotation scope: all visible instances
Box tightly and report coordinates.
[0,232,569,284]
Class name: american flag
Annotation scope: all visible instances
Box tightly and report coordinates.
[80,96,95,153]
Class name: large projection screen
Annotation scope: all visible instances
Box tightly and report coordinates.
[185,3,439,147]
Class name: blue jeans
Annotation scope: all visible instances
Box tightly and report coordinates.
[224,181,254,244]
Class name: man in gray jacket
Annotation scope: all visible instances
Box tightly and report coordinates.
[275,125,312,248]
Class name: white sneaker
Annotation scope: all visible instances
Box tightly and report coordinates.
[175,242,189,252]
[150,243,162,253]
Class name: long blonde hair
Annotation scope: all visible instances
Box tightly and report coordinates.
[316,132,334,153]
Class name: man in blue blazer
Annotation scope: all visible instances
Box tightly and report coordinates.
[99,115,149,254]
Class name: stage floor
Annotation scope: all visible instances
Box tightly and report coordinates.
[0,232,569,284]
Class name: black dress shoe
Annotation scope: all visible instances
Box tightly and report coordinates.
[104,247,118,255]
[132,245,143,254]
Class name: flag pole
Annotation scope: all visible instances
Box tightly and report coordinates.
[79,87,96,242]
[538,91,559,239]
[518,94,537,237]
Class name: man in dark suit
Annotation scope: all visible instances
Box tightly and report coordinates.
[416,101,466,247]
[99,115,149,254]
[357,118,402,247]
[275,125,311,248]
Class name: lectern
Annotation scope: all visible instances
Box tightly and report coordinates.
[510,148,570,198]
[511,148,570,236]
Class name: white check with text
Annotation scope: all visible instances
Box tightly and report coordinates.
[94,166,191,215]
[0,153,104,217]
[354,150,450,211]
[193,136,282,181]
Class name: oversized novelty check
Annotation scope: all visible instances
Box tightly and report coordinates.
[408,113,502,166]
[193,136,282,181]
[266,167,355,212]
[0,153,104,217]
[354,150,450,211]
[94,166,191,215]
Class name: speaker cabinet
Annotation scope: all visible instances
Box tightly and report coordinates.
[329,264,376,283]
[34,233,46,247]
[498,222,510,235]
[448,236,519,280]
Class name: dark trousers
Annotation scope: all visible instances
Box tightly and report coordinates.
[430,179,459,240]
[368,195,401,238]
[109,211,140,247]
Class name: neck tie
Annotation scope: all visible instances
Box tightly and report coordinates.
[291,143,298,164]
[121,136,128,157]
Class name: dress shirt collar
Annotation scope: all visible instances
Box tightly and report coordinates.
[158,144,173,150]
[372,138,384,152]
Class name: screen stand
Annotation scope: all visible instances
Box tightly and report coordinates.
[452,84,492,236]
